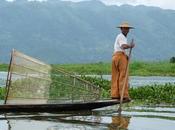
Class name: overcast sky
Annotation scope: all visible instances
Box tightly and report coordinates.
[6,0,175,10]
[62,0,175,10]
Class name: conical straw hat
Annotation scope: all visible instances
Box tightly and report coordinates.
[117,22,134,29]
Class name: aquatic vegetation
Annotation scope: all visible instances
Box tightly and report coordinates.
[0,87,5,100]
[81,76,175,105]
[0,76,174,105]
[81,75,111,98]
[129,83,175,104]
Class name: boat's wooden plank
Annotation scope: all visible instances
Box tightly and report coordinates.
[0,99,130,113]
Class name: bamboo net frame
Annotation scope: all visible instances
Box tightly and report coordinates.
[4,49,101,104]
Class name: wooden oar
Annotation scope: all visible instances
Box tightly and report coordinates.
[118,39,134,115]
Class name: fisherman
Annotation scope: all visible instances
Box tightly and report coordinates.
[111,22,135,101]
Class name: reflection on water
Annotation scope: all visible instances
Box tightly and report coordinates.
[0,105,175,130]
[1,113,131,130]
[109,116,130,130]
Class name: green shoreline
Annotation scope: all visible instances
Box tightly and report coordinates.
[53,61,175,76]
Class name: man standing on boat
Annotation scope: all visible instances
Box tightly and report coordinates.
[111,22,135,101]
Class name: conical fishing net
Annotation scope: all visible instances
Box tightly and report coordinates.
[5,49,101,104]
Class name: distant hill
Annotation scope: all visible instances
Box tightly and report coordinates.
[0,0,175,63]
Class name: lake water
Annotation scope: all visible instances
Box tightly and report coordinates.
[84,75,175,87]
[0,104,175,130]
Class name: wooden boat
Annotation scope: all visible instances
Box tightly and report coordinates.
[1,49,130,113]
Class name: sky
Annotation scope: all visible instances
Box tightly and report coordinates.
[6,0,175,10]
[62,0,175,10]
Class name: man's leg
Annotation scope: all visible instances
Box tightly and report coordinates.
[118,54,129,98]
[111,55,120,98]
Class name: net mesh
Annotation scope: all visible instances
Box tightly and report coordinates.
[5,50,101,104]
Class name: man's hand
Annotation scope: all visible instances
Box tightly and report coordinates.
[130,42,135,48]
[121,39,135,49]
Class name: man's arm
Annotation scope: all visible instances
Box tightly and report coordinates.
[121,40,135,49]
[121,43,134,49]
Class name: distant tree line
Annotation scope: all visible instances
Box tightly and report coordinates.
[170,57,175,63]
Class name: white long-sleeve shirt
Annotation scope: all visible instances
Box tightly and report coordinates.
[114,33,128,53]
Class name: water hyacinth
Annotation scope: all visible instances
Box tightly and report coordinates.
[81,76,175,104]
[129,83,175,104]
